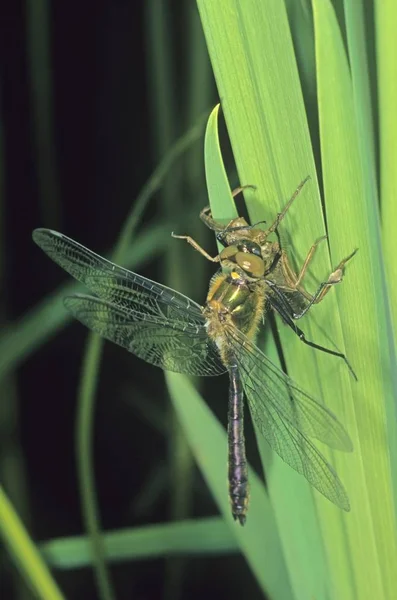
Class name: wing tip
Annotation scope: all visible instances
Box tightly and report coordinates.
[32,228,63,246]
[335,488,351,512]
[329,427,354,453]
[343,435,354,453]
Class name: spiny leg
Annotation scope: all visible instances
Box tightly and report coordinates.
[231,184,257,198]
[266,176,311,236]
[274,237,328,302]
[279,242,357,304]
[289,248,358,319]
[295,235,328,287]
[200,184,256,231]
[171,232,220,263]
[199,207,225,233]
[266,280,357,379]
[173,185,257,260]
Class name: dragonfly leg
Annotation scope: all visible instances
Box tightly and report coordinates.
[266,280,357,379]
[200,206,228,232]
[290,320,357,380]
[200,185,256,232]
[295,235,328,287]
[231,184,256,198]
[265,176,311,236]
[171,232,220,262]
[276,242,357,306]
[292,248,358,316]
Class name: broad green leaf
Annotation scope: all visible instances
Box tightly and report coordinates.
[197,2,330,597]
[197,1,397,599]
[204,104,237,223]
[376,0,397,340]
[314,1,397,597]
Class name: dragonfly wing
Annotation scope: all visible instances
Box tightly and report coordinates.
[33,229,225,375]
[32,229,204,321]
[65,294,226,377]
[225,327,351,511]
[226,327,352,451]
[245,382,350,510]
[84,275,205,326]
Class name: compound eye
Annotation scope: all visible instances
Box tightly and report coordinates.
[235,251,265,277]
[220,245,238,260]
[237,241,262,257]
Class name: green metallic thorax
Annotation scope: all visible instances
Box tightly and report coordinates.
[205,270,266,342]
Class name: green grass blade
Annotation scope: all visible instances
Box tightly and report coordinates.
[198,0,320,226]
[0,486,65,600]
[198,1,397,598]
[197,2,331,596]
[204,104,236,222]
[26,0,60,227]
[75,335,116,600]
[313,0,397,596]
[345,0,397,518]
[344,0,377,187]
[376,1,397,340]
[40,518,236,569]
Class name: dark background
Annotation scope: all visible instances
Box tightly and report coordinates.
[1,2,265,599]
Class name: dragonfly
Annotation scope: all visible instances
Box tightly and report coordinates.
[173,176,357,377]
[32,182,355,524]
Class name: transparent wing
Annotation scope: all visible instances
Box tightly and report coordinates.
[226,327,351,510]
[32,228,204,325]
[65,294,226,377]
[32,228,225,375]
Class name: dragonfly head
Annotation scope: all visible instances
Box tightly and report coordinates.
[219,240,266,280]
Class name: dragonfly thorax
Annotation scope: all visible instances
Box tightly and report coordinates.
[204,269,266,347]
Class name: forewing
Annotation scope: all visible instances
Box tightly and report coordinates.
[64,294,226,377]
[33,228,225,375]
[225,327,351,510]
[32,228,204,324]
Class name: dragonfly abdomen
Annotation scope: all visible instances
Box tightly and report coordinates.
[228,363,249,525]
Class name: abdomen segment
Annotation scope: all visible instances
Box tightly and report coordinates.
[228,363,249,525]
